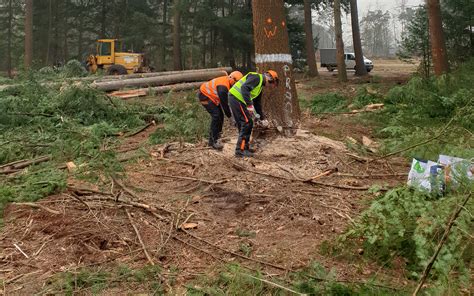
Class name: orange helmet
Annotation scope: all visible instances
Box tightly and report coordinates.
[265,70,279,86]
[229,71,243,85]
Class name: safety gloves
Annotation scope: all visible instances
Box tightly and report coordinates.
[247,105,260,120]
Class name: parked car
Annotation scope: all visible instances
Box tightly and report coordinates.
[320,48,373,72]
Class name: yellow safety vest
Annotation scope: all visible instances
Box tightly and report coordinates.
[229,72,263,105]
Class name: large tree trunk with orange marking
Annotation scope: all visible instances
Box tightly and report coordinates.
[251,0,300,133]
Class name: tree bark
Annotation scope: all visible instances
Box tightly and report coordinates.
[24,0,33,69]
[334,0,347,82]
[304,0,318,76]
[173,0,183,70]
[92,69,229,91]
[101,0,107,38]
[427,0,449,75]
[350,0,367,76]
[161,0,168,70]
[252,0,300,131]
[95,67,232,82]
[7,0,13,77]
[46,0,52,65]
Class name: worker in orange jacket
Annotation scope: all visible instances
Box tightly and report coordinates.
[197,71,243,150]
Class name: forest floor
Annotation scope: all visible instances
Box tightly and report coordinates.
[0,61,417,295]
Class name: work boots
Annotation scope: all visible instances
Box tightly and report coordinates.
[209,140,224,150]
[235,150,254,158]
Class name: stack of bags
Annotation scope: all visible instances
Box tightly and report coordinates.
[407,155,473,193]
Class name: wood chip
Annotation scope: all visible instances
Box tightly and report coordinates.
[181,222,198,230]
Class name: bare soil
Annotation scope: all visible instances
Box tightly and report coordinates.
[0,63,415,294]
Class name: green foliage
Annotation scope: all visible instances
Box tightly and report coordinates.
[367,59,474,160]
[0,79,160,219]
[341,185,473,293]
[149,92,209,144]
[309,92,349,114]
[351,87,384,109]
[47,265,163,295]
[187,263,404,295]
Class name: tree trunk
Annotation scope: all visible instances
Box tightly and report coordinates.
[46,0,52,65]
[7,0,13,77]
[252,0,300,131]
[304,0,318,76]
[427,0,449,75]
[161,0,168,70]
[24,0,33,69]
[333,0,347,82]
[350,0,367,76]
[173,0,182,70]
[93,69,229,91]
[101,0,107,38]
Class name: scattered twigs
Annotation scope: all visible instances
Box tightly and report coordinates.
[13,202,61,215]
[13,243,29,259]
[181,229,290,271]
[172,235,223,262]
[138,171,229,185]
[238,272,304,295]
[125,209,154,266]
[276,164,303,180]
[0,156,51,174]
[67,186,114,196]
[412,193,472,296]
[336,172,407,178]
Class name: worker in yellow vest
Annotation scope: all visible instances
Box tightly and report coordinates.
[197,71,243,150]
[228,70,279,157]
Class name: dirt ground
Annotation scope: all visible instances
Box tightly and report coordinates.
[0,60,415,295]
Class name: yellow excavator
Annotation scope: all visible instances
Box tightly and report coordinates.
[86,39,150,75]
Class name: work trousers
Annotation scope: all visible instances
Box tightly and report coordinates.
[229,94,253,152]
[198,92,224,145]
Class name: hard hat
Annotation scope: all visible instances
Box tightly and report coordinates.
[229,71,243,84]
[265,70,279,85]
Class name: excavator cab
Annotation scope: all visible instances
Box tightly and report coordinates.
[86,39,149,75]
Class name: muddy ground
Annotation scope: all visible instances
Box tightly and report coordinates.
[0,60,415,295]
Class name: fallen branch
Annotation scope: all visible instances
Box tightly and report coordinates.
[13,243,29,259]
[304,167,338,182]
[375,117,454,162]
[13,202,61,215]
[412,193,472,296]
[336,172,407,178]
[139,171,229,185]
[0,156,51,173]
[181,229,290,271]
[238,272,304,295]
[125,209,154,266]
[125,121,155,138]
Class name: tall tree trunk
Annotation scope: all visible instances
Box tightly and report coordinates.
[173,0,182,70]
[46,0,52,65]
[161,0,168,70]
[252,0,300,132]
[7,0,13,77]
[350,0,367,76]
[304,0,318,76]
[101,0,107,38]
[333,0,347,82]
[427,0,449,75]
[24,0,33,69]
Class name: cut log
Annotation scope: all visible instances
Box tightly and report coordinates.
[109,81,204,99]
[92,70,228,91]
[95,67,232,82]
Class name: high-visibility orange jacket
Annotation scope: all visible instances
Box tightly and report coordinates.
[199,76,232,117]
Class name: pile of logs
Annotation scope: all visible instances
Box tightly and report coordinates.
[95,67,232,99]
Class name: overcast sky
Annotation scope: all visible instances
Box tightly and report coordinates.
[358,0,424,15]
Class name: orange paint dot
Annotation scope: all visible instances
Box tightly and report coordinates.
[281,21,286,27]
[267,18,272,24]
